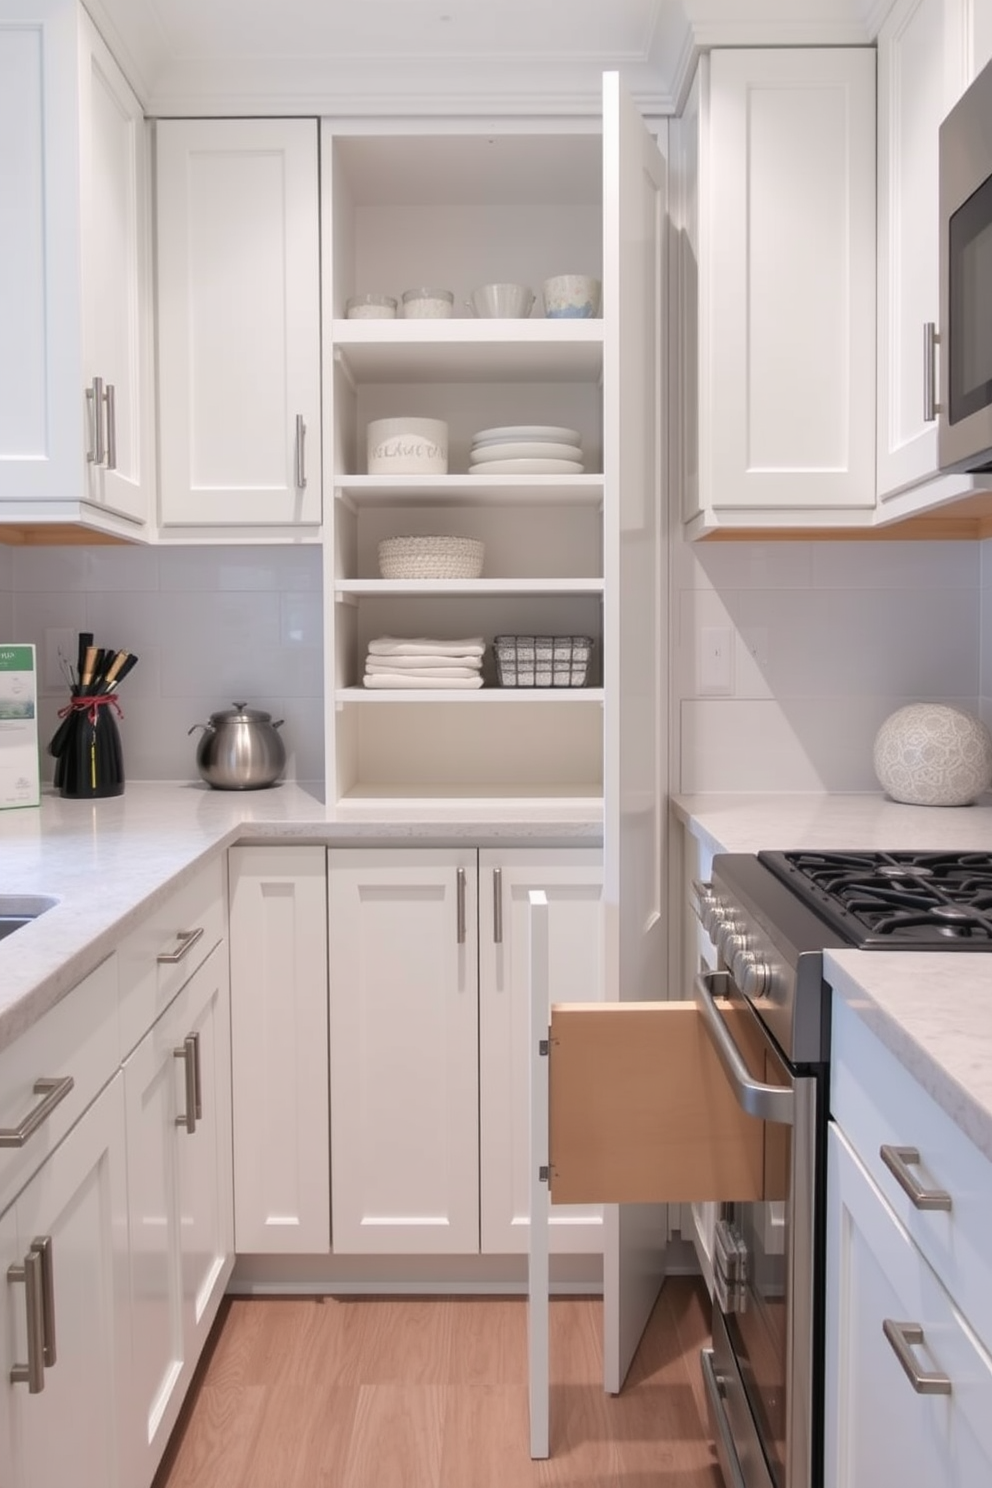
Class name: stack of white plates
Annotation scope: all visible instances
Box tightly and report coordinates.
[468,425,584,475]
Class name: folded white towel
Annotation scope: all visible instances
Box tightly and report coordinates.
[367,636,486,658]
[365,661,482,679]
[365,652,481,669]
[363,673,484,689]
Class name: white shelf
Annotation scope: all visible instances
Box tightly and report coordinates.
[336,577,603,597]
[332,319,604,383]
[336,687,605,703]
[335,475,603,508]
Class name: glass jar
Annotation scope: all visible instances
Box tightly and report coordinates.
[346,293,397,320]
[401,287,455,319]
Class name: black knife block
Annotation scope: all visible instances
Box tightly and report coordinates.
[51,702,125,799]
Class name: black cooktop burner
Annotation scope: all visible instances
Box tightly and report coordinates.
[758,850,992,949]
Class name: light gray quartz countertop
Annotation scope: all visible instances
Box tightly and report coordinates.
[672,791,992,1168]
[0,783,602,1052]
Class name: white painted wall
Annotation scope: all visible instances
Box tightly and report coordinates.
[2,544,324,786]
[674,534,987,793]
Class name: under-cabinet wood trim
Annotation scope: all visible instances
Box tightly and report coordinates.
[548,1000,784,1205]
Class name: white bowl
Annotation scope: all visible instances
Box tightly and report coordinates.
[468,283,535,318]
[542,274,602,319]
[367,417,448,475]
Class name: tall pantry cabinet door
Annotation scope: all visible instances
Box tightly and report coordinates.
[600,71,670,1395]
[229,846,330,1253]
[478,848,604,1254]
[155,118,322,529]
[327,848,480,1254]
[78,11,152,526]
[4,1076,129,1488]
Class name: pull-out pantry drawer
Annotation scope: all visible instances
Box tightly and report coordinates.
[548,999,788,1205]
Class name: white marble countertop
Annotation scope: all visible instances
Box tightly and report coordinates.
[672,791,992,1166]
[0,783,601,1051]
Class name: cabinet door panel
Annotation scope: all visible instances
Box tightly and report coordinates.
[479,848,603,1253]
[156,118,321,527]
[328,848,479,1254]
[229,846,329,1253]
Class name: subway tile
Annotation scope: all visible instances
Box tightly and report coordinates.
[811,539,980,590]
[158,544,322,592]
[681,540,814,592]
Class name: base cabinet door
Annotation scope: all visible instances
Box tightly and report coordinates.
[327,847,479,1254]
[1,1075,129,1488]
[229,845,329,1253]
[825,1123,992,1488]
[123,941,233,1485]
[478,847,604,1254]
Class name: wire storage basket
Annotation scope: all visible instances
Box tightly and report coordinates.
[493,635,592,688]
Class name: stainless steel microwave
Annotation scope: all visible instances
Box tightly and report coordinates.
[939,56,992,473]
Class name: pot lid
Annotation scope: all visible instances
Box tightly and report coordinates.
[208,701,274,724]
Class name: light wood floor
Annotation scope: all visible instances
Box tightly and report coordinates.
[153,1275,722,1488]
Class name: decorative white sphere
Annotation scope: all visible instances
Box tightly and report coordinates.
[873,704,992,807]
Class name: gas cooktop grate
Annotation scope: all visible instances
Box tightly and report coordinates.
[758,850,992,948]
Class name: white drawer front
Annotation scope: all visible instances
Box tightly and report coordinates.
[118,856,226,1057]
[831,994,992,1354]
[0,954,119,1215]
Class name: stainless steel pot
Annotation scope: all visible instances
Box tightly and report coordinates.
[188,702,286,790]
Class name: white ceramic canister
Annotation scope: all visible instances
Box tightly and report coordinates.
[366,416,449,474]
[401,287,454,319]
[346,293,397,319]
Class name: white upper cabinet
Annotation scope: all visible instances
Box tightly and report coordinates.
[675,48,877,535]
[155,118,322,534]
[876,0,992,520]
[0,1,152,536]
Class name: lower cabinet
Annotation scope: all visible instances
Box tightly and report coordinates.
[122,939,234,1485]
[327,844,604,1256]
[1,1074,130,1488]
[228,845,329,1253]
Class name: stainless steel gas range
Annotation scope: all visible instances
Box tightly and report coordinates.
[693,849,992,1488]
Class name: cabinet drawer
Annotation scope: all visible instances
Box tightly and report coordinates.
[548,1000,787,1205]
[827,1123,992,1486]
[118,856,226,1056]
[0,954,119,1215]
[831,995,992,1355]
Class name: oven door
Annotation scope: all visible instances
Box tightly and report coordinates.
[939,59,992,473]
[695,970,822,1488]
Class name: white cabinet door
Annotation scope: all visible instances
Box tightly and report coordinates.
[123,941,233,1484]
[0,2,150,534]
[1,1075,129,1488]
[229,845,329,1253]
[682,48,876,532]
[825,1123,992,1488]
[327,847,479,1254]
[478,847,603,1254]
[156,118,322,530]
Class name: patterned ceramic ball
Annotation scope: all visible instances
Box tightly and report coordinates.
[873,704,992,806]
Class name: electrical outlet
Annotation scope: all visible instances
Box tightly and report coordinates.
[43,628,78,694]
[699,626,734,695]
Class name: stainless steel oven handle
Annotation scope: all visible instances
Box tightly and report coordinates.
[700,1348,748,1488]
[694,971,794,1126]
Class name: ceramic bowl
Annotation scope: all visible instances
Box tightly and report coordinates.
[366,417,449,474]
[542,274,602,318]
[467,283,535,318]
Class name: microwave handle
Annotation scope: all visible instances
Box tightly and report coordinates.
[924,321,939,424]
[694,971,794,1126]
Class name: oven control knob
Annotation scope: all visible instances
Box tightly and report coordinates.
[717,923,747,964]
[738,954,772,1000]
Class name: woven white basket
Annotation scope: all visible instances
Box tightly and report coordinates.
[378,535,484,580]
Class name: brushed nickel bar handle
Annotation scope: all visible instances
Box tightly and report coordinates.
[192,1030,203,1122]
[157,926,204,964]
[0,1076,75,1148]
[105,382,117,470]
[8,1246,46,1392]
[295,413,307,489]
[86,376,105,464]
[493,867,503,944]
[880,1144,952,1211]
[175,1035,197,1134]
[883,1319,952,1395]
[456,867,466,945]
[32,1236,56,1367]
[924,322,939,423]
